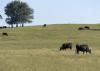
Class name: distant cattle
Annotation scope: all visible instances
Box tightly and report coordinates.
[3,26,7,28]
[75,44,91,54]
[42,24,47,27]
[60,43,72,51]
[78,27,84,30]
[0,26,7,29]
[78,26,90,30]
[2,32,8,36]
[0,27,3,29]
[84,26,90,30]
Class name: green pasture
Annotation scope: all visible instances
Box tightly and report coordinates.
[0,24,100,71]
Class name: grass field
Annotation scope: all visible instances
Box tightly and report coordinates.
[0,24,100,71]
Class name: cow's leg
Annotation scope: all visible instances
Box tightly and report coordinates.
[86,51,87,54]
[83,51,85,54]
[63,49,65,51]
[77,50,79,54]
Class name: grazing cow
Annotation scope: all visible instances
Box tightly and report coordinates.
[0,27,3,29]
[60,43,72,51]
[2,32,8,36]
[3,26,7,28]
[42,24,47,27]
[78,27,84,30]
[75,44,91,54]
[84,26,90,30]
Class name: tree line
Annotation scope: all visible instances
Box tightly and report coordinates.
[0,0,33,28]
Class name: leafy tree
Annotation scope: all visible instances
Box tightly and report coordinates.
[6,17,15,28]
[5,1,33,27]
[0,15,2,19]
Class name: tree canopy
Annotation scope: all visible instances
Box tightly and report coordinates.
[5,1,33,28]
[0,15,2,19]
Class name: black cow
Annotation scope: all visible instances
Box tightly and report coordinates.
[78,27,84,30]
[42,24,47,27]
[75,44,91,54]
[2,32,8,36]
[60,43,72,51]
[0,27,3,29]
[3,26,7,28]
[84,26,90,30]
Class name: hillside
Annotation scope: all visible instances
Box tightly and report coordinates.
[0,24,100,71]
[0,24,100,49]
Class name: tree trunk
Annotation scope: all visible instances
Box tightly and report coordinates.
[9,25,10,28]
[0,15,2,19]
[11,24,14,28]
[22,23,24,27]
[16,24,18,27]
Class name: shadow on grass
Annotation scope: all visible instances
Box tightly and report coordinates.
[78,29,100,31]
[90,29,100,31]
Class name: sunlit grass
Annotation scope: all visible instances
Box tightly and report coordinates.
[0,24,99,71]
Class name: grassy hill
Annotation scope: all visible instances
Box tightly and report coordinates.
[0,24,100,71]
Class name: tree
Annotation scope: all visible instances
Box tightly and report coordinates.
[6,17,15,28]
[0,15,2,19]
[5,1,33,27]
